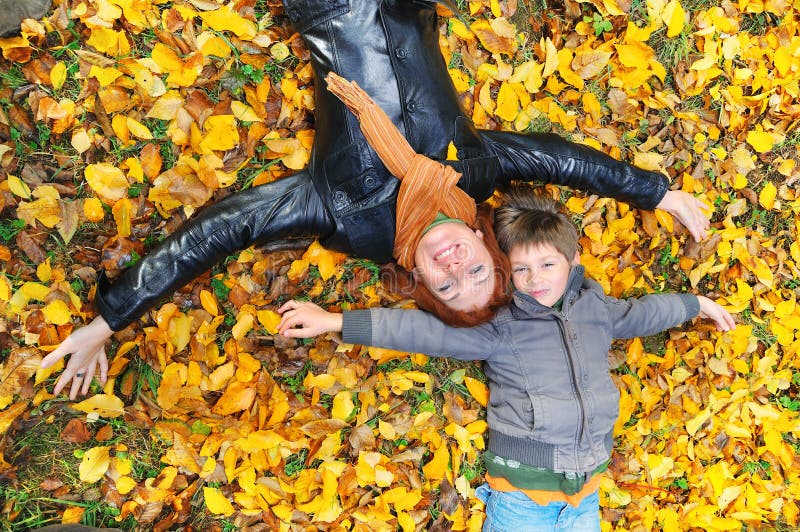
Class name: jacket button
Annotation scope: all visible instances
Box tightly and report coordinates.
[288,8,301,22]
[364,175,376,187]
[395,48,408,59]
[406,101,417,113]
[333,190,347,203]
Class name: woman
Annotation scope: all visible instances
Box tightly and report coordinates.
[41,0,708,398]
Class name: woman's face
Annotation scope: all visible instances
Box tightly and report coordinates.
[413,222,496,311]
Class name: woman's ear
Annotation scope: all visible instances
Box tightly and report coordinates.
[476,229,484,240]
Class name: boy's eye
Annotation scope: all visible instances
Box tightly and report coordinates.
[544,263,555,268]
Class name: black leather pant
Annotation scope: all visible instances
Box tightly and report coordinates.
[95,172,334,330]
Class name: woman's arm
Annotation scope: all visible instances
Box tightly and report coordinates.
[480,130,709,241]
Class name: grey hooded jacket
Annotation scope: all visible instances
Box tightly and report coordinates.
[342,265,700,474]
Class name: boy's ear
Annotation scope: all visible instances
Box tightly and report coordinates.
[572,251,581,266]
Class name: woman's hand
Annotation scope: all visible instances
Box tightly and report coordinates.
[40,315,114,400]
[277,300,343,338]
[656,190,711,242]
[696,296,736,332]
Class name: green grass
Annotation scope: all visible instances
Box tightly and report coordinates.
[0,413,157,531]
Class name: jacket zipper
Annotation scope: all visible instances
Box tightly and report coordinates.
[556,312,590,470]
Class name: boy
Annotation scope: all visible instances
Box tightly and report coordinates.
[277,188,734,531]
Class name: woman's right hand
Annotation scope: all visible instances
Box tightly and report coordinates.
[40,315,114,400]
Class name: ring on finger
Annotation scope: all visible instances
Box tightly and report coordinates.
[76,372,85,378]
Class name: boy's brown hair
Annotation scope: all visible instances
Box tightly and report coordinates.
[494,186,579,261]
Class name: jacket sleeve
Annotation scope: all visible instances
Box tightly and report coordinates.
[479,130,669,210]
[95,171,335,331]
[342,308,500,361]
[604,292,700,340]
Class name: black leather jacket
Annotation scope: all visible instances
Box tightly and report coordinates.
[95,0,669,331]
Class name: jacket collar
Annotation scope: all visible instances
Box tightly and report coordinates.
[511,265,587,317]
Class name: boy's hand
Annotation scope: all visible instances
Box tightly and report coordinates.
[696,296,736,331]
[277,300,344,338]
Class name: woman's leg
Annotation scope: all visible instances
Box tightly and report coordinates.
[95,171,335,331]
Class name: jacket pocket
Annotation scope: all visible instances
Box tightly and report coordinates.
[282,0,350,33]
[322,139,388,213]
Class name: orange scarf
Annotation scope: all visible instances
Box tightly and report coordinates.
[325,72,477,270]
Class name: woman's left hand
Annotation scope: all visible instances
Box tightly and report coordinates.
[656,190,710,242]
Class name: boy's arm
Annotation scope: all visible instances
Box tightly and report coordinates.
[278,301,498,360]
[606,292,733,340]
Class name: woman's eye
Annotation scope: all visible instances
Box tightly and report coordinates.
[470,265,484,275]
[437,282,453,293]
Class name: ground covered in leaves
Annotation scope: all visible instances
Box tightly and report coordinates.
[0,0,798,530]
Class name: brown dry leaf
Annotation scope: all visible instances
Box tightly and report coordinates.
[16,230,47,264]
[61,418,92,443]
[0,348,42,399]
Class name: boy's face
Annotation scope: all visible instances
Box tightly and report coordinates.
[508,242,579,307]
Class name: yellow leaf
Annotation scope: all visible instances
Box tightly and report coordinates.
[116,476,137,495]
[199,5,257,40]
[758,181,777,210]
[42,299,72,326]
[647,454,674,482]
[61,506,85,524]
[112,197,133,237]
[378,420,396,439]
[662,0,686,38]
[84,163,129,203]
[542,37,559,77]
[450,19,472,39]
[71,129,93,154]
[231,101,262,122]
[79,446,111,483]
[125,117,153,140]
[422,441,450,483]
[200,289,219,316]
[88,65,123,87]
[50,61,66,90]
[495,81,520,122]
[200,115,239,153]
[83,197,105,222]
[232,311,254,340]
[7,175,31,199]
[72,394,125,418]
[331,391,354,421]
[211,380,256,415]
[146,91,184,120]
[204,486,235,516]
[463,376,488,406]
[270,42,290,61]
[572,48,612,80]
[36,259,51,282]
[746,130,775,153]
[633,152,664,171]
[257,310,281,335]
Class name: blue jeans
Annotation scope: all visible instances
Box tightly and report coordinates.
[476,484,601,532]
